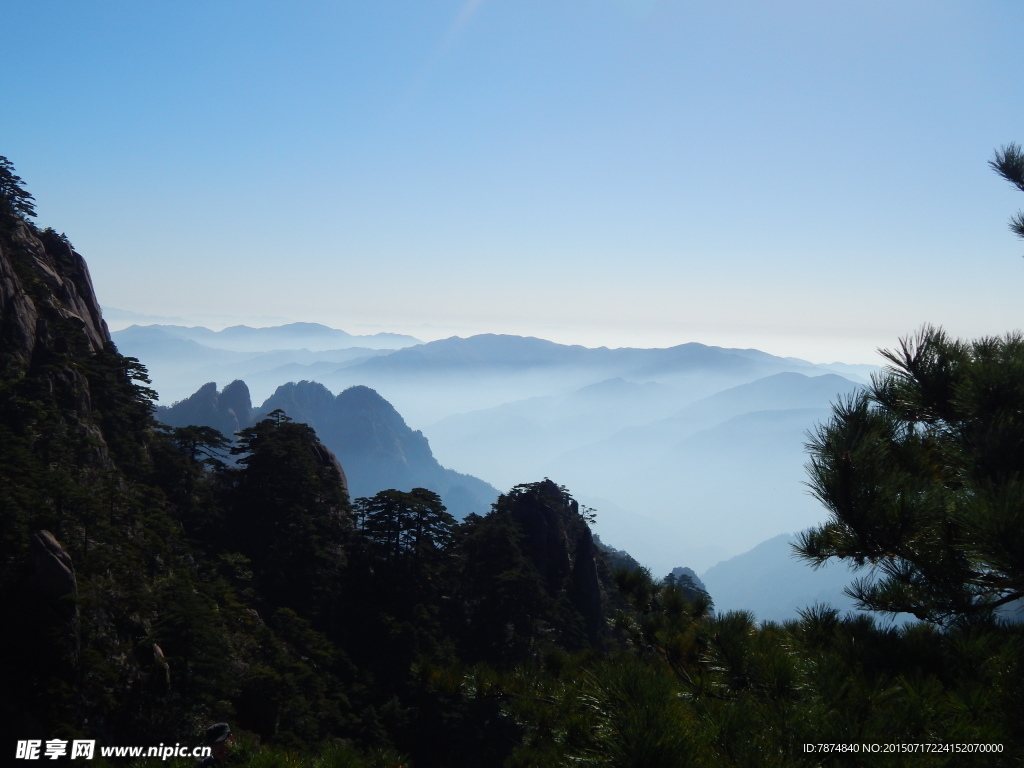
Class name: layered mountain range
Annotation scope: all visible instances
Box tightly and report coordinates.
[113,325,875,422]
[135,317,878,601]
[110,322,418,405]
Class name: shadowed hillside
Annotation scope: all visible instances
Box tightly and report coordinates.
[159,379,500,518]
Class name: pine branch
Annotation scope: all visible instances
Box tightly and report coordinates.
[990,142,1024,192]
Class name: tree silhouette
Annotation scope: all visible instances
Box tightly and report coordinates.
[355,488,455,563]
[0,155,37,221]
[795,326,1024,623]
[990,142,1024,242]
[228,411,351,621]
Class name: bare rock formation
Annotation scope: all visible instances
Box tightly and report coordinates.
[1,222,110,376]
[310,441,349,497]
[157,379,253,437]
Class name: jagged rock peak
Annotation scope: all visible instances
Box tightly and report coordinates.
[219,379,253,422]
[157,380,253,437]
[160,379,500,518]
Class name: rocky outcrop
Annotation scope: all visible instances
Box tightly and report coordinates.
[156,379,253,438]
[159,379,500,517]
[135,642,171,693]
[568,524,604,638]
[263,382,500,517]
[218,379,253,433]
[505,479,606,641]
[310,441,349,496]
[0,222,117,471]
[0,222,110,378]
[667,566,708,602]
[319,384,437,485]
[28,530,80,660]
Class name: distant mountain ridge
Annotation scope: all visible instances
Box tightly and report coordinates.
[116,324,876,413]
[420,370,865,573]
[121,321,420,352]
[343,334,864,381]
[699,534,860,622]
[113,323,412,404]
[316,335,876,428]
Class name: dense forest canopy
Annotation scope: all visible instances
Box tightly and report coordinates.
[1,154,1023,765]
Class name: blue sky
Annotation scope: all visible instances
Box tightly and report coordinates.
[4,0,1024,362]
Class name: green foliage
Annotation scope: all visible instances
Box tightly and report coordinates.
[455,479,611,664]
[167,424,231,467]
[228,411,351,621]
[502,652,710,768]
[355,488,455,563]
[990,142,1024,242]
[796,326,1024,623]
[0,154,36,221]
[456,503,561,664]
[80,345,160,472]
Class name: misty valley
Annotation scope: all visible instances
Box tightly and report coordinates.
[127,322,876,615]
[2,158,1023,765]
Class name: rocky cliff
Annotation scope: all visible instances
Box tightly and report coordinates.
[264,382,501,516]
[0,216,121,742]
[1,221,114,433]
[0,222,110,368]
[0,196,360,747]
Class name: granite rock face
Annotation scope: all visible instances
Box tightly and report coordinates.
[0,222,110,376]
[1,220,116,692]
[310,441,349,497]
[0,222,116,468]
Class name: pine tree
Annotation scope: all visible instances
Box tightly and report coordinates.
[990,142,1024,243]
[795,326,1024,623]
[354,488,455,563]
[0,155,37,221]
[228,411,351,621]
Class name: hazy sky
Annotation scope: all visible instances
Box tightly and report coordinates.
[5,0,1024,363]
